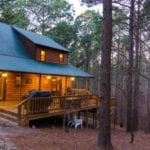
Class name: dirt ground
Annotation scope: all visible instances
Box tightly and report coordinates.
[0,118,150,150]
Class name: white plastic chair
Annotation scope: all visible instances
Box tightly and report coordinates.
[71,113,83,129]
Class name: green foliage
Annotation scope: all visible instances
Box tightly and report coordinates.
[141,0,150,23]
[25,0,74,34]
[70,10,102,72]
[48,21,75,48]
[0,0,29,28]
[48,0,74,22]
[141,0,150,38]
[112,6,129,54]
[112,6,128,26]
[81,0,102,7]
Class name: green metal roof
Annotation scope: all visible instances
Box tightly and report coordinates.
[0,22,93,78]
[13,26,69,52]
[0,55,93,77]
[0,22,29,58]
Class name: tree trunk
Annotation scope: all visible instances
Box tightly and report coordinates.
[145,62,150,133]
[126,0,135,133]
[85,45,91,73]
[115,33,124,127]
[133,0,141,131]
[97,0,113,149]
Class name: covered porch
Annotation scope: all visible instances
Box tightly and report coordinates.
[0,71,92,101]
[0,70,116,128]
[0,70,100,127]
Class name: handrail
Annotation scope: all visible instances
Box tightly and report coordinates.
[18,97,53,122]
[17,98,29,107]
[17,95,100,125]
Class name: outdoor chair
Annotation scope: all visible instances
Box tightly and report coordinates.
[67,113,83,128]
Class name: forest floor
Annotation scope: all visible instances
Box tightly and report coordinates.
[0,117,150,150]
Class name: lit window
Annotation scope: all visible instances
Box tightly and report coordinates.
[40,50,46,61]
[59,53,64,63]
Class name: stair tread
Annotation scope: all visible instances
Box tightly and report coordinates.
[0,112,18,123]
[0,108,18,117]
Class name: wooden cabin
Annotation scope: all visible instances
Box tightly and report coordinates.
[0,22,100,126]
[0,22,94,101]
[0,22,116,127]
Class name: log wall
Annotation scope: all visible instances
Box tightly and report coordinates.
[3,72,72,101]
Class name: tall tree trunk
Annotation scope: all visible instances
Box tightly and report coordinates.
[97,0,113,149]
[126,0,135,133]
[115,33,124,127]
[85,46,91,73]
[145,62,150,133]
[133,0,141,131]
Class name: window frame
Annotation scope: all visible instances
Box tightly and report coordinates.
[40,50,46,61]
[59,53,65,63]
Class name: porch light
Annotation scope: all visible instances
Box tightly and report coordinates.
[46,76,51,79]
[2,73,7,77]
[70,77,75,81]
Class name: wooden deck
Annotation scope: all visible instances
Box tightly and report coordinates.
[0,100,18,113]
[0,96,116,128]
[0,95,100,127]
[18,95,99,127]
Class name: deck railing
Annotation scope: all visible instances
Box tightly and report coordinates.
[17,97,53,122]
[17,95,99,124]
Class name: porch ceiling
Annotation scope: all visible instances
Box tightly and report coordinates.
[0,55,93,78]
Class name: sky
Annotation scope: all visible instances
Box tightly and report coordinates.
[67,0,103,17]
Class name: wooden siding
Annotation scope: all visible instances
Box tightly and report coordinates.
[16,33,68,64]
[5,73,39,101]
[3,72,72,101]
[16,33,36,59]
[36,46,68,64]
[6,73,20,101]
[0,76,2,96]
[21,73,40,97]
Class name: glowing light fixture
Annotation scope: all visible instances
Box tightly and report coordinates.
[70,77,75,81]
[46,76,51,79]
[2,73,7,77]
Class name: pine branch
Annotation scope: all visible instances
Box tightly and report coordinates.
[113,0,130,8]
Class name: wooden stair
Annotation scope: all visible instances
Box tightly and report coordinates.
[0,108,18,123]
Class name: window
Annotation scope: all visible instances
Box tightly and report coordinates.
[15,76,21,86]
[59,53,64,63]
[40,50,46,61]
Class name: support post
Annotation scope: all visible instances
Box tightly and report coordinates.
[63,113,66,130]
[86,110,88,128]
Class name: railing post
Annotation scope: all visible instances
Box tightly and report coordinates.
[95,95,100,128]
[26,99,29,115]
[85,110,88,128]
[18,105,21,124]
[63,112,66,129]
